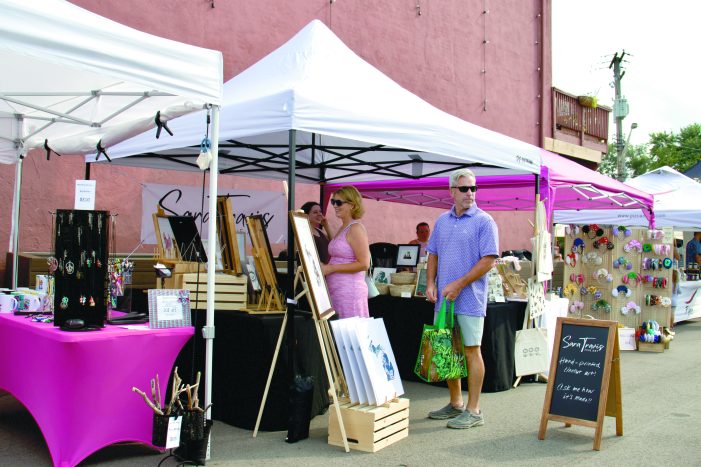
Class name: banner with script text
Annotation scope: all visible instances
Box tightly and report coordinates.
[141,183,287,245]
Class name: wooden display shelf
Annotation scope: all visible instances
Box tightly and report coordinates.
[161,272,247,311]
[637,341,665,353]
[328,398,409,453]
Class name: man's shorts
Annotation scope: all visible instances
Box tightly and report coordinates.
[434,312,484,346]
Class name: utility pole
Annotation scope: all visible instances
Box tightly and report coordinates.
[610,50,629,181]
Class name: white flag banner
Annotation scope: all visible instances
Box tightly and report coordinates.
[141,183,287,245]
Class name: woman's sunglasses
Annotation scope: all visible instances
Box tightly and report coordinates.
[451,185,478,193]
[330,199,347,207]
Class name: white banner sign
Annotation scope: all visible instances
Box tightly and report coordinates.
[141,183,287,245]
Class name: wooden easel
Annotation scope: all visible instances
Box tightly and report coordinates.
[252,266,350,452]
[538,317,622,451]
[246,215,284,312]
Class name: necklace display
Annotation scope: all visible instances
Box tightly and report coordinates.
[53,209,110,328]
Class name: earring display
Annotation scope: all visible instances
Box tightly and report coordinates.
[53,209,110,329]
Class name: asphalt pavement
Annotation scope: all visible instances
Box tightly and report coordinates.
[1,319,700,466]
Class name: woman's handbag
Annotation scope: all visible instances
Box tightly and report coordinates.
[414,300,468,382]
[366,258,380,298]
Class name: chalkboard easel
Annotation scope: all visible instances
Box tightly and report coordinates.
[538,317,622,451]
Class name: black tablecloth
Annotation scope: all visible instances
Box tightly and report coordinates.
[175,310,328,432]
[368,296,526,392]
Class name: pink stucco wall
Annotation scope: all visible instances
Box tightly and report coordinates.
[0,0,549,283]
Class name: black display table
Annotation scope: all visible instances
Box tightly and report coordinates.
[174,309,328,432]
[368,295,526,392]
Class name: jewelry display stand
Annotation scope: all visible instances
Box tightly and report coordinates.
[53,209,110,328]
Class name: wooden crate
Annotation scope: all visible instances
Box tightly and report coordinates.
[328,398,409,453]
[638,341,665,353]
[162,272,247,310]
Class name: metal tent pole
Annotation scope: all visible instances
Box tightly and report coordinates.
[286,129,297,376]
[10,158,23,289]
[204,105,220,422]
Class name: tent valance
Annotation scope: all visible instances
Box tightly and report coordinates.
[554,166,701,229]
[325,151,655,226]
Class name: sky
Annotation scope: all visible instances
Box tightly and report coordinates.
[552,1,701,146]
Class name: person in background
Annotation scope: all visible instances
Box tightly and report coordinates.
[553,242,564,261]
[301,201,331,264]
[425,168,499,430]
[321,186,371,319]
[409,222,431,260]
[686,232,701,268]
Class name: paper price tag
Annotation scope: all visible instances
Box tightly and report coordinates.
[156,295,185,321]
[74,180,96,210]
[400,291,412,298]
[166,416,182,449]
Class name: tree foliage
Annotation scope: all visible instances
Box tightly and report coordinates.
[648,123,701,173]
[597,142,651,180]
[597,123,701,179]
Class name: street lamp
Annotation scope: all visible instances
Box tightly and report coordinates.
[617,122,638,181]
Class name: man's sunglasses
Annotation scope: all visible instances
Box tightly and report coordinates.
[451,185,478,193]
[330,199,347,207]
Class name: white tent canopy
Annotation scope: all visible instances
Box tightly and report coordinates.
[0,0,224,425]
[0,0,223,162]
[554,166,701,229]
[96,19,542,181]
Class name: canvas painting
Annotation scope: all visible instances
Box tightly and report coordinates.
[156,216,179,259]
[366,318,404,398]
[396,244,420,267]
[330,319,362,404]
[344,318,377,405]
[372,267,396,284]
[353,318,399,404]
[291,213,333,318]
[247,257,262,292]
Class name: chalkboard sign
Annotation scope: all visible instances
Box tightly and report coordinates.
[549,323,610,421]
[538,317,622,451]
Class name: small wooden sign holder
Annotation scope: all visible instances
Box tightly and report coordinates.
[538,317,623,451]
[253,266,350,452]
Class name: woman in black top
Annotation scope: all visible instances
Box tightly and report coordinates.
[301,201,331,264]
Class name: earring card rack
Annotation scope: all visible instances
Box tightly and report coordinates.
[563,226,673,329]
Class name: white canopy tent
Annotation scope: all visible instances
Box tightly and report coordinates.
[96,19,542,181]
[0,0,223,422]
[554,166,701,229]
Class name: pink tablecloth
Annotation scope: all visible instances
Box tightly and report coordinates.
[0,314,193,467]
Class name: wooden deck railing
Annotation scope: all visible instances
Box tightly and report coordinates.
[552,87,610,151]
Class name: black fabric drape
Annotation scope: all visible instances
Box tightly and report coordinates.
[174,309,328,431]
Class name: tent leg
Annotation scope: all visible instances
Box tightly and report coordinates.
[286,129,297,381]
[10,159,23,289]
[204,106,220,438]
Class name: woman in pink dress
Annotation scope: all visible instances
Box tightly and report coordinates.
[321,186,370,319]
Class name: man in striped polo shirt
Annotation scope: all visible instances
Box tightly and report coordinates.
[425,168,499,429]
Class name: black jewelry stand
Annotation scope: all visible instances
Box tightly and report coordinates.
[53,209,109,329]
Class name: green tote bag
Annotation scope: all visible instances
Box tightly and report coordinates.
[414,300,468,382]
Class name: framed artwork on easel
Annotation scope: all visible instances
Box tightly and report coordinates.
[290,211,334,319]
[153,214,180,260]
[246,214,283,311]
[216,196,243,274]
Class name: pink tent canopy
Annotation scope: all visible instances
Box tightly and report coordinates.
[325,151,655,226]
